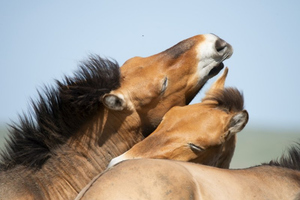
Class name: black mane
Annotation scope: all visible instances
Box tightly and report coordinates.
[0,55,121,170]
[263,142,300,171]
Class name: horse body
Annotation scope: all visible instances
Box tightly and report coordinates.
[0,34,233,199]
[76,158,300,200]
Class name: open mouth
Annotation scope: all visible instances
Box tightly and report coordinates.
[208,62,224,77]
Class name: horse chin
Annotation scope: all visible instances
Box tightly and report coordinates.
[208,62,224,77]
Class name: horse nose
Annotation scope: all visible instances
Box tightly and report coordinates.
[215,38,228,53]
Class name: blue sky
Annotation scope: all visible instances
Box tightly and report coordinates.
[1,1,300,131]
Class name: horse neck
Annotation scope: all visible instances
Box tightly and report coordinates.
[248,165,300,181]
[0,149,103,200]
[0,108,145,200]
[216,135,237,168]
[235,166,300,197]
[45,109,144,199]
[182,164,300,199]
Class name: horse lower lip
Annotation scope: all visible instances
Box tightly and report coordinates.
[208,63,224,76]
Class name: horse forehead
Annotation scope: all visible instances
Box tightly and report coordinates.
[188,109,230,138]
[119,59,163,86]
[199,109,229,128]
[162,105,226,128]
[176,104,227,120]
[162,107,229,142]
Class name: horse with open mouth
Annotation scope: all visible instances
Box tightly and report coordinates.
[75,68,250,200]
[0,34,233,199]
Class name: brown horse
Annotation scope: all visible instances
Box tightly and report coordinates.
[0,34,233,199]
[108,68,248,169]
[75,143,300,200]
[75,69,250,200]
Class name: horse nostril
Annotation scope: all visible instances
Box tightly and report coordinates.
[215,38,227,53]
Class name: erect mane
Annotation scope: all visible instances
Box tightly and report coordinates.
[263,142,300,171]
[202,87,244,112]
[0,55,121,170]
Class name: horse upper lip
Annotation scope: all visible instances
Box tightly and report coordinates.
[223,44,233,59]
[221,53,232,62]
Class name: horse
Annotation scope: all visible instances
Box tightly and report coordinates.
[75,68,250,200]
[108,68,248,169]
[0,34,233,199]
[75,143,300,200]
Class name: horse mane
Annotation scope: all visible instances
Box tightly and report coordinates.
[263,142,300,171]
[0,55,121,170]
[202,87,244,112]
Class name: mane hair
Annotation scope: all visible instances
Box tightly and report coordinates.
[263,142,300,171]
[202,87,244,112]
[0,55,121,170]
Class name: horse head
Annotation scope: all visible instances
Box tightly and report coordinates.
[102,34,233,135]
[109,68,248,169]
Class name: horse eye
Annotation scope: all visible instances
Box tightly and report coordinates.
[188,143,204,153]
[161,77,168,94]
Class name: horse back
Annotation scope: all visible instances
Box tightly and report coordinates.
[75,159,200,200]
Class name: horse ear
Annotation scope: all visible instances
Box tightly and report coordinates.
[102,93,128,111]
[228,110,249,133]
[207,67,228,92]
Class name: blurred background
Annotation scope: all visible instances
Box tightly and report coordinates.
[0,1,299,168]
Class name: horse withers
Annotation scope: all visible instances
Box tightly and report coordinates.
[75,68,250,200]
[0,34,233,199]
